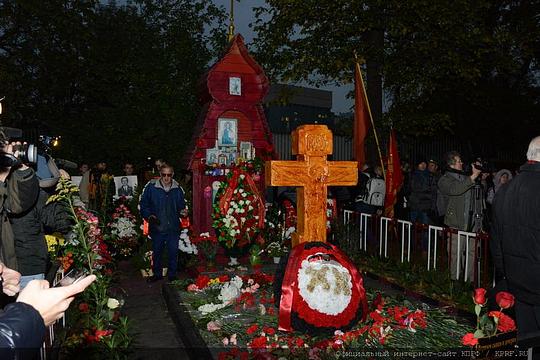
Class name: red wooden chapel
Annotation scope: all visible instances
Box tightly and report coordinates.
[183,34,274,235]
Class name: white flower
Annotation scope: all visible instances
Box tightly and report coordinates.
[248,205,254,211]
[107,298,120,310]
[239,200,244,206]
[240,174,245,179]
[198,302,227,315]
[240,217,246,224]
[238,188,244,193]
[245,200,251,205]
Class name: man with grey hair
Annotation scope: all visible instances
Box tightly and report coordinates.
[491,135,540,354]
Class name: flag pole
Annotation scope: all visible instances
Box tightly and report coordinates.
[354,51,386,180]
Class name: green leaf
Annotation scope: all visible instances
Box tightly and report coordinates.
[475,304,482,316]
[474,329,485,338]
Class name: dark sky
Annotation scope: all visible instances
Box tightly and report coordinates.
[212,0,354,114]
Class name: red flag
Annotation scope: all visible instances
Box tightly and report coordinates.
[384,130,404,217]
[353,62,371,168]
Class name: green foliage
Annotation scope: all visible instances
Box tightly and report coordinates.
[0,0,227,166]
[252,0,540,145]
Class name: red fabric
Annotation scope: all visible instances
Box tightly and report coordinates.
[278,244,305,332]
[384,130,404,217]
[353,62,371,169]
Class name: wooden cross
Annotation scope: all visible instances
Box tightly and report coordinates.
[266,125,358,247]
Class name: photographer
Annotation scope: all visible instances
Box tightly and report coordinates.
[437,151,481,281]
[0,142,39,270]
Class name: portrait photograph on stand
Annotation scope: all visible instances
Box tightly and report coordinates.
[217,118,237,147]
[114,175,138,198]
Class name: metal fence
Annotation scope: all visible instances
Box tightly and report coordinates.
[340,209,492,288]
[272,132,525,166]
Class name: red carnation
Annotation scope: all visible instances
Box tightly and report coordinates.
[489,311,516,332]
[263,327,275,336]
[246,324,258,335]
[495,291,515,310]
[218,275,230,282]
[473,288,487,306]
[78,302,89,313]
[462,333,478,346]
[249,336,267,349]
[195,275,210,289]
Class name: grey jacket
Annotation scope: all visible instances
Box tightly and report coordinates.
[437,170,474,230]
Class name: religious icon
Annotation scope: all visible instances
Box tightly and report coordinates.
[206,149,218,165]
[218,153,228,166]
[228,152,237,166]
[229,76,241,96]
[114,175,138,198]
[218,118,237,147]
[240,141,252,160]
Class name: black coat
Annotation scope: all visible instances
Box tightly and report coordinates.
[491,161,540,305]
[11,190,72,276]
[0,302,46,358]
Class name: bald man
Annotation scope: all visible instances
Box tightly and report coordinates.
[491,135,540,352]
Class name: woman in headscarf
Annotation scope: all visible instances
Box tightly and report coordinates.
[486,169,513,204]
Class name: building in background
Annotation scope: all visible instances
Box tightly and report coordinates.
[263,84,334,134]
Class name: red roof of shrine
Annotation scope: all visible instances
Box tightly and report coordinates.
[183,34,273,169]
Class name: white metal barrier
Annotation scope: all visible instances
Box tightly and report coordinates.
[397,220,413,263]
[359,213,371,251]
[427,225,444,270]
[456,231,477,282]
[379,217,392,258]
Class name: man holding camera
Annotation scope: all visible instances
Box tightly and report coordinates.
[140,164,186,283]
[437,151,482,281]
[0,142,40,271]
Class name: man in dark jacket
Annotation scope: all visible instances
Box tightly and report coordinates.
[491,136,540,352]
[409,158,432,225]
[140,164,185,282]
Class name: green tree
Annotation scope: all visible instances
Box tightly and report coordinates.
[252,0,539,148]
[0,0,227,169]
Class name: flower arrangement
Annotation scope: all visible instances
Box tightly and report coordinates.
[212,169,265,251]
[106,204,139,258]
[461,288,516,346]
[265,241,286,258]
[179,229,198,255]
[47,178,131,357]
[191,232,218,263]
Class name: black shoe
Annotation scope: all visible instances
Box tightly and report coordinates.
[146,275,163,283]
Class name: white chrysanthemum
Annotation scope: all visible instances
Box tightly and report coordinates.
[297,259,353,316]
[198,302,227,315]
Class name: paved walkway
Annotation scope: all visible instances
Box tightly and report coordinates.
[115,260,189,359]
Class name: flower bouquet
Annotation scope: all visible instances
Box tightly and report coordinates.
[192,232,218,267]
[265,242,286,264]
[462,288,517,355]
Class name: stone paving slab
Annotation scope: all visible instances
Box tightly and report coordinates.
[115,261,190,359]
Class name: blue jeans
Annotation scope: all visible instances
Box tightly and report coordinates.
[151,232,179,279]
[20,273,45,289]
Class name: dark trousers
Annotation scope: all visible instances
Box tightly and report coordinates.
[515,300,540,358]
[151,232,179,279]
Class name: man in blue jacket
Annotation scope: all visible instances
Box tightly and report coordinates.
[140,164,186,282]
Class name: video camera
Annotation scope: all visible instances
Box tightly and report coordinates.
[466,157,491,175]
[0,126,61,168]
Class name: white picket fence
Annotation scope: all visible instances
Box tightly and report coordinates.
[341,209,490,287]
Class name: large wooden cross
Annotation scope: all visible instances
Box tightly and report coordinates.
[266,125,358,247]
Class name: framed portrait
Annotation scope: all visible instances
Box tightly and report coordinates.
[114,175,138,198]
[206,149,219,165]
[71,176,82,187]
[217,118,237,147]
[229,76,241,96]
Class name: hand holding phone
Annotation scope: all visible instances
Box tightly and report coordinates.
[55,268,88,287]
